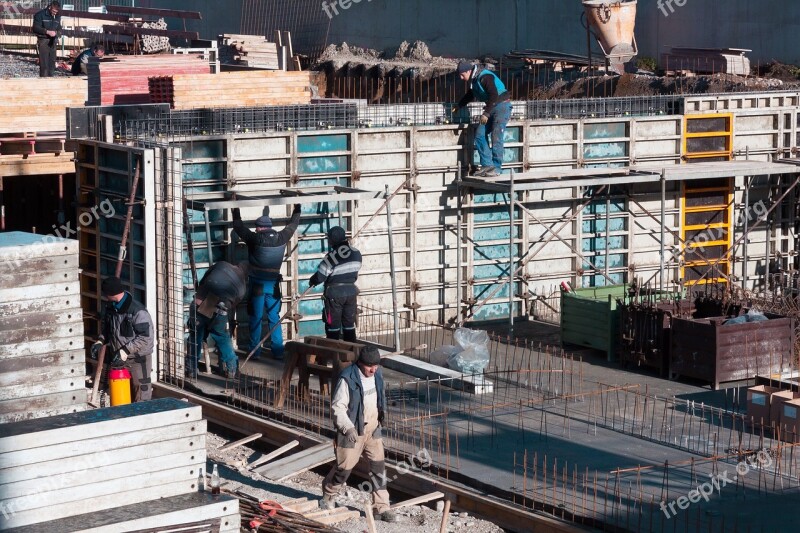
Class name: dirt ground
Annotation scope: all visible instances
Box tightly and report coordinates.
[206,432,504,533]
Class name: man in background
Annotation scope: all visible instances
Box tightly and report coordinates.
[71,44,105,76]
[32,1,62,77]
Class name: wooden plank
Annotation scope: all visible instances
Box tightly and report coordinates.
[365,502,377,533]
[105,5,203,20]
[8,493,238,533]
[4,450,202,499]
[1,434,201,486]
[249,439,299,470]
[218,432,261,452]
[390,491,445,510]
[313,510,361,525]
[381,355,493,394]
[259,442,334,482]
[0,153,76,176]
[1,479,197,529]
[102,25,199,40]
[438,499,451,533]
[0,399,203,452]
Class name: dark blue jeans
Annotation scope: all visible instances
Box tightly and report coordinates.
[186,304,237,376]
[474,101,512,171]
[247,277,284,359]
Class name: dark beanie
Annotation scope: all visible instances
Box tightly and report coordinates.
[101,276,125,297]
[456,61,474,75]
[327,226,347,246]
[255,215,272,228]
[358,346,381,366]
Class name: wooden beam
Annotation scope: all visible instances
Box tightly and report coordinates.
[218,432,262,452]
[0,154,76,178]
[102,25,199,40]
[105,5,203,20]
[438,500,451,533]
[248,439,299,470]
[390,491,445,510]
[14,7,130,22]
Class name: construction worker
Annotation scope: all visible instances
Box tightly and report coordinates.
[32,1,62,78]
[91,276,154,402]
[186,261,248,379]
[71,44,105,76]
[451,61,512,177]
[308,226,362,342]
[232,204,301,360]
[320,346,397,523]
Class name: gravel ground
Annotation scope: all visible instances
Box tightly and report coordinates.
[206,432,505,533]
[0,52,71,78]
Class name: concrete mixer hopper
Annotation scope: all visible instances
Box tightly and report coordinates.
[582,0,638,74]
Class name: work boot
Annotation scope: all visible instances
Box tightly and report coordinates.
[319,494,336,510]
[373,509,399,523]
[481,167,500,177]
[471,166,492,177]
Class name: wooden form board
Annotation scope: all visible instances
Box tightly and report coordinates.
[5,493,239,533]
[148,70,311,109]
[258,441,334,481]
[380,355,494,394]
[0,78,87,134]
[220,34,280,70]
[0,399,208,529]
[0,232,86,423]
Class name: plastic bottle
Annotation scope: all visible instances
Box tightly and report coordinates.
[210,464,220,495]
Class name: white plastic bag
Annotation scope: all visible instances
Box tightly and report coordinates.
[447,328,490,374]
[429,345,461,367]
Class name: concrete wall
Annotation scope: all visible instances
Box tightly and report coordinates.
[322,0,799,65]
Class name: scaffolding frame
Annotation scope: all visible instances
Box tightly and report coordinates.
[456,160,800,333]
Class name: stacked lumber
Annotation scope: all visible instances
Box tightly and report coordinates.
[138,17,171,53]
[220,34,279,69]
[0,78,87,134]
[148,71,311,109]
[87,54,210,106]
[0,398,239,532]
[0,232,86,424]
[660,47,752,76]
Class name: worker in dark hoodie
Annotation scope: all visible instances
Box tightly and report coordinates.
[32,1,62,77]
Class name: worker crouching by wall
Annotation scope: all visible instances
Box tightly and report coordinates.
[186,261,248,379]
[308,226,362,342]
[91,276,155,402]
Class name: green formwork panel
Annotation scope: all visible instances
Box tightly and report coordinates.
[560,285,627,361]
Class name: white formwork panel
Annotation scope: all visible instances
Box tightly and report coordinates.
[528,121,578,165]
[733,112,780,154]
[631,116,683,162]
[684,91,800,114]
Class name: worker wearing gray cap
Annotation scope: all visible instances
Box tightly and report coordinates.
[232,204,301,361]
[451,61,512,177]
[320,346,397,522]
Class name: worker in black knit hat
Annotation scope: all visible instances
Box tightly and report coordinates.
[308,226,362,342]
[91,276,155,402]
[320,346,397,522]
[232,203,301,361]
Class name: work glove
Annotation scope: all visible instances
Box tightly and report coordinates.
[90,340,103,359]
[479,114,489,125]
[118,347,130,362]
[450,105,459,114]
[344,427,358,444]
[292,204,301,215]
[231,207,241,221]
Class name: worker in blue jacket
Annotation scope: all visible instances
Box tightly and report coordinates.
[232,204,301,360]
[452,61,512,177]
[71,44,105,76]
[32,1,62,77]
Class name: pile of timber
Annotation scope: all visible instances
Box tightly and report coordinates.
[87,54,210,106]
[220,34,280,69]
[0,398,240,532]
[138,17,171,53]
[0,232,86,424]
[148,71,311,109]
[0,78,87,135]
[660,47,752,76]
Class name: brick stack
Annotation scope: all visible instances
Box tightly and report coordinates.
[87,54,210,106]
[0,232,86,424]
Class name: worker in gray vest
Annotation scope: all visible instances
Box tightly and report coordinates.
[232,204,301,360]
[91,276,154,402]
[320,346,397,522]
[186,261,248,379]
[308,226,362,342]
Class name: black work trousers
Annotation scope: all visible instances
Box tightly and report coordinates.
[37,38,56,77]
[323,294,357,342]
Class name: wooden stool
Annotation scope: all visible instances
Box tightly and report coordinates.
[276,341,359,408]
